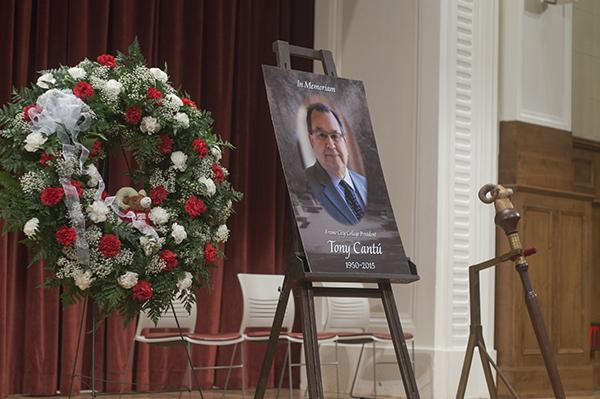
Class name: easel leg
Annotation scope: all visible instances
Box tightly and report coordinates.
[477,338,497,399]
[378,281,420,399]
[455,333,477,399]
[478,347,520,399]
[254,274,294,399]
[300,281,324,399]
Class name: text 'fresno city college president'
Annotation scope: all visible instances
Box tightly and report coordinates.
[304,103,367,225]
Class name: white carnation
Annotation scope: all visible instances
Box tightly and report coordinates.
[86,164,100,187]
[67,67,86,80]
[149,67,168,83]
[23,218,40,239]
[198,176,216,197]
[140,116,161,134]
[87,200,110,223]
[102,79,122,101]
[73,270,95,291]
[24,132,48,152]
[177,271,193,290]
[36,72,56,89]
[118,271,139,289]
[149,206,169,225]
[140,235,165,256]
[170,151,188,171]
[211,146,222,161]
[171,223,187,244]
[165,93,183,108]
[173,112,189,129]
[216,224,230,242]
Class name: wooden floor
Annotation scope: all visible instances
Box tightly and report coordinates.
[10,389,600,399]
[14,390,322,399]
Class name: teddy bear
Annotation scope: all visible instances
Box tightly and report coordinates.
[115,187,152,223]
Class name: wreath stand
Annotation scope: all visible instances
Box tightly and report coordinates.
[66,299,204,398]
[455,184,566,399]
[253,40,421,399]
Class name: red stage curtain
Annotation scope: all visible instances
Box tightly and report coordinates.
[0,0,313,396]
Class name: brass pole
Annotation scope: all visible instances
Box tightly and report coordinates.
[479,184,566,399]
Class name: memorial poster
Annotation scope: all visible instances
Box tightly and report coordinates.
[263,65,415,278]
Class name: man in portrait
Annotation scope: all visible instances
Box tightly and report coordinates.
[304,102,367,225]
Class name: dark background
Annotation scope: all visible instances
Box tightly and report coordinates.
[0,0,313,396]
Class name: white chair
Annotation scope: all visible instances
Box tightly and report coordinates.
[323,284,415,399]
[124,292,245,397]
[237,273,338,399]
[237,273,295,342]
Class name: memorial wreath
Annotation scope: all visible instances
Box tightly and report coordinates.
[0,41,242,323]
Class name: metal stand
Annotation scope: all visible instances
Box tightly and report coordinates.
[253,254,420,399]
[67,300,205,398]
[455,184,566,399]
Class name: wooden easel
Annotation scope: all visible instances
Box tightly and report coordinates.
[253,40,421,399]
[455,184,566,399]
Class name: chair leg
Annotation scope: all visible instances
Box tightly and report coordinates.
[240,343,246,399]
[372,342,377,399]
[350,344,365,399]
[335,342,340,399]
[277,343,290,399]
[187,342,193,399]
[411,339,415,371]
[288,341,294,399]
[223,342,239,394]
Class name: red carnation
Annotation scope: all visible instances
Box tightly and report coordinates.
[39,152,52,167]
[67,180,84,197]
[211,163,225,183]
[73,82,95,100]
[158,134,174,154]
[98,234,121,257]
[40,187,64,206]
[184,195,206,217]
[182,98,197,108]
[124,106,142,125]
[23,104,41,122]
[204,243,218,264]
[150,185,169,205]
[55,226,77,247]
[89,140,102,157]
[146,87,163,100]
[132,280,153,301]
[97,54,116,68]
[192,138,209,158]
[159,250,178,271]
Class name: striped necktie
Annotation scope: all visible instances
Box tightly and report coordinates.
[339,180,364,219]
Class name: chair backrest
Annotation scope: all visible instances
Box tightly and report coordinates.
[135,293,197,337]
[322,282,370,332]
[237,273,295,334]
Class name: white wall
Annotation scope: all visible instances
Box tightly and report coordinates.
[572,0,600,140]
[313,1,421,396]
[313,1,499,398]
[500,0,572,130]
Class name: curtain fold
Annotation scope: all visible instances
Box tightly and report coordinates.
[0,0,314,396]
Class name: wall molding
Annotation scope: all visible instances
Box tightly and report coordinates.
[434,0,499,396]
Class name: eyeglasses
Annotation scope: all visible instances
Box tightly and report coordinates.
[310,129,344,143]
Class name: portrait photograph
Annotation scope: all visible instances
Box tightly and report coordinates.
[263,65,413,278]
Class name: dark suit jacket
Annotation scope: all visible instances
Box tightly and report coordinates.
[305,162,367,225]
